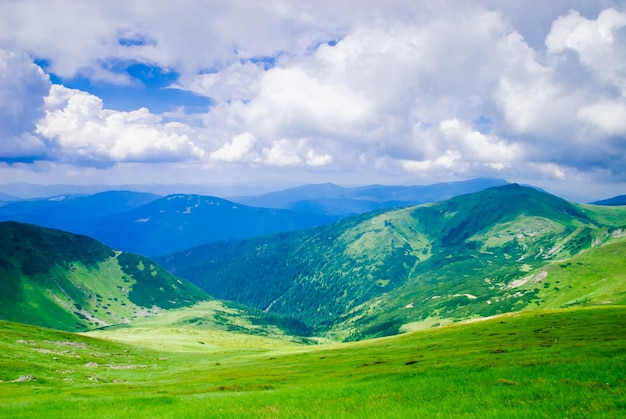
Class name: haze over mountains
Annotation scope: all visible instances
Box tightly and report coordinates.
[0,178,511,256]
[232,178,508,216]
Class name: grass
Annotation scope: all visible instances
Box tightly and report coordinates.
[520,240,626,309]
[85,301,308,352]
[1,306,625,418]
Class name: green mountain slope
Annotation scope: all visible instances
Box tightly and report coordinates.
[0,221,207,332]
[157,185,626,340]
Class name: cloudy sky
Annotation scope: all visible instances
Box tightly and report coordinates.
[1,0,625,200]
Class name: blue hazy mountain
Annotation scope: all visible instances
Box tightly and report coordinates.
[0,190,161,233]
[83,194,337,256]
[591,195,626,206]
[232,178,509,216]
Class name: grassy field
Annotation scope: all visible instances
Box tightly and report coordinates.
[1,305,625,418]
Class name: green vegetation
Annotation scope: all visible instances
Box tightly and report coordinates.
[0,222,207,331]
[1,306,624,417]
[2,185,626,417]
[157,185,626,339]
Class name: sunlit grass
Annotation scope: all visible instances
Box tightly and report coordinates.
[1,306,625,417]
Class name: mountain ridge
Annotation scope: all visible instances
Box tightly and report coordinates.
[156,184,626,340]
[84,193,336,256]
[0,221,207,331]
[0,190,161,234]
[232,177,509,216]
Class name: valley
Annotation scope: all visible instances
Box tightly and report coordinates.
[156,184,626,340]
[0,182,625,417]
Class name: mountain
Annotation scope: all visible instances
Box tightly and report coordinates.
[0,192,19,204]
[0,181,284,199]
[0,191,334,257]
[591,194,626,206]
[0,221,207,332]
[84,194,336,256]
[0,190,161,233]
[231,178,509,216]
[156,184,626,340]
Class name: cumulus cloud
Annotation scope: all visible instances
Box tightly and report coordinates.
[546,8,626,90]
[578,101,626,136]
[0,49,50,161]
[493,6,626,176]
[177,61,265,103]
[210,132,259,163]
[241,65,372,140]
[261,138,332,167]
[36,85,205,166]
[1,1,626,193]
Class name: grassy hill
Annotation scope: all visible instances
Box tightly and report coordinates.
[1,306,624,417]
[0,221,207,332]
[157,185,626,340]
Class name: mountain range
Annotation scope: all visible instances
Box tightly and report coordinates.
[0,178,512,256]
[83,194,335,256]
[0,190,160,233]
[156,184,626,340]
[1,182,625,341]
[1,183,625,417]
[232,177,509,216]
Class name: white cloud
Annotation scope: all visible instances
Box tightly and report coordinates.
[438,119,522,163]
[578,101,626,136]
[546,8,626,91]
[262,139,303,167]
[241,65,372,140]
[2,1,626,195]
[261,138,332,167]
[401,150,462,174]
[36,85,205,165]
[176,61,265,103]
[0,49,50,160]
[210,132,259,162]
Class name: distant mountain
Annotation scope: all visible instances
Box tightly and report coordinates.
[0,221,207,332]
[84,194,337,256]
[157,184,626,340]
[590,195,626,206]
[232,178,509,216]
[0,191,161,233]
[0,181,283,199]
[0,192,19,203]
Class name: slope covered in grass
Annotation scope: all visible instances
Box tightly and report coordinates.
[1,306,624,417]
[157,185,626,339]
[0,221,207,331]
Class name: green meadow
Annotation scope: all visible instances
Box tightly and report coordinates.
[1,306,624,418]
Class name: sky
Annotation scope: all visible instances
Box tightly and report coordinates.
[1,0,625,201]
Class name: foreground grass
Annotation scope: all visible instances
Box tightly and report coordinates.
[1,306,625,418]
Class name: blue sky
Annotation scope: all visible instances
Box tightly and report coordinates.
[0,0,625,201]
[36,58,213,114]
